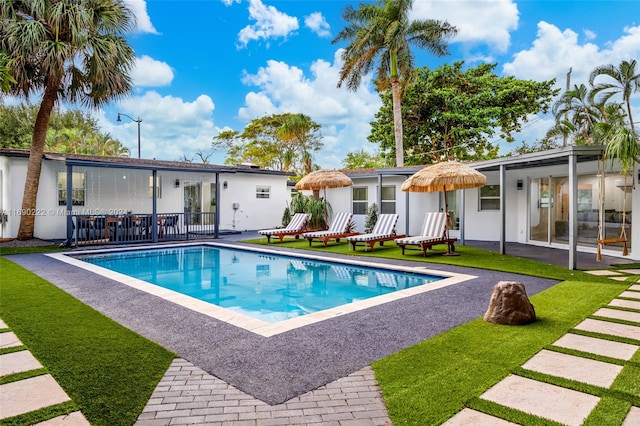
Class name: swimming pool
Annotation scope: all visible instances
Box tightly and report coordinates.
[50,243,475,336]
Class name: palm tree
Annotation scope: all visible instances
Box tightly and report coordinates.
[589,59,639,133]
[589,60,640,172]
[0,52,16,94]
[548,84,600,145]
[1,0,136,239]
[332,0,457,167]
[93,133,130,157]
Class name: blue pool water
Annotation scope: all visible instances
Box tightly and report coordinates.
[77,245,443,323]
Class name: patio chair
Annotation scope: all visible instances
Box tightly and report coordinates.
[302,212,358,247]
[394,211,456,256]
[258,213,310,243]
[92,217,107,240]
[163,215,180,236]
[346,213,404,252]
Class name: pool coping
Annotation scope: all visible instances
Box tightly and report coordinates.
[48,242,476,337]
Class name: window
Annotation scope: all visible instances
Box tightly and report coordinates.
[57,172,86,206]
[256,186,270,199]
[352,187,368,214]
[380,186,396,214]
[149,176,162,198]
[479,184,500,210]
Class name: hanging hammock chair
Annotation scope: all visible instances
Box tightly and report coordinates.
[596,157,629,261]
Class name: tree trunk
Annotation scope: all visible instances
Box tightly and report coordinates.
[17,80,59,240]
[391,77,404,167]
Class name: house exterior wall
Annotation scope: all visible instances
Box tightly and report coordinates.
[322,176,440,235]
[0,154,289,240]
[216,172,290,231]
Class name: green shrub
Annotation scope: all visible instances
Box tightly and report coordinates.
[365,203,378,233]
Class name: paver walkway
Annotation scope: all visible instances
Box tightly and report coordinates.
[0,318,89,425]
[445,283,640,426]
[136,359,391,425]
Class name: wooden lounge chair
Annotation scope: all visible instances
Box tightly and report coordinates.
[394,212,457,256]
[258,213,310,243]
[346,214,404,252]
[302,212,358,247]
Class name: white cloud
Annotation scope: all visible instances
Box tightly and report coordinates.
[122,0,158,34]
[238,50,382,168]
[101,92,221,162]
[131,56,174,87]
[499,22,640,153]
[237,0,299,48]
[503,22,640,92]
[305,12,331,38]
[584,29,597,41]
[221,0,240,5]
[411,0,519,53]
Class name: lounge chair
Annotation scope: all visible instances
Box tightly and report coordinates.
[346,213,404,252]
[302,212,358,247]
[394,212,457,256]
[258,213,310,243]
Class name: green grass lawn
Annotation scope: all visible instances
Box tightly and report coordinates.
[0,257,175,426]
[1,240,637,425]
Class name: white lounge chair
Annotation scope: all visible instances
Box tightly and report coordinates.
[346,214,404,252]
[258,213,310,243]
[394,212,456,256]
[302,212,358,247]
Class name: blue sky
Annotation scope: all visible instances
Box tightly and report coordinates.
[12,0,640,168]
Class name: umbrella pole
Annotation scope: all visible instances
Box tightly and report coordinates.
[323,188,328,230]
[442,187,459,256]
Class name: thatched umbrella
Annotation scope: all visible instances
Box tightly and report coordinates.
[295,169,353,227]
[401,161,487,253]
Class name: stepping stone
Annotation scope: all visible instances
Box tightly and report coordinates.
[610,299,640,310]
[619,291,640,300]
[622,406,640,426]
[0,350,42,376]
[480,375,599,426]
[585,270,623,276]
[442,408,518,425]
[553,333,639,361]
[630,284,640,291]
[0,374,70,419]
[611,276,630,281]
[522,350,622,388]
[34,411,90,425]
[574,318,640,341]
[619,269,640,275]
[0,319,7,328]
[595,308,640,324]
[0,332,23,349]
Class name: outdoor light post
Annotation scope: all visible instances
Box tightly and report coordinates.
[117,113,142,158]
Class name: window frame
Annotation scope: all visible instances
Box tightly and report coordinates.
[149,176,162,199]
[380,185,396,214]
[352,186,368,215]
[256,185,271,199]
[479,184,501,211]
[57,171,86,206]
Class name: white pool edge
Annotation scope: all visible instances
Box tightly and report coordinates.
[47,242,477,337]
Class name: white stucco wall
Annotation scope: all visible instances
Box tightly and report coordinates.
[217,172,290,231]
[0,154,289,240]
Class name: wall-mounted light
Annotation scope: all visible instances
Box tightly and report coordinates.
[223,181,228,189]
[516,179,523,190]
[175,179,180,188]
